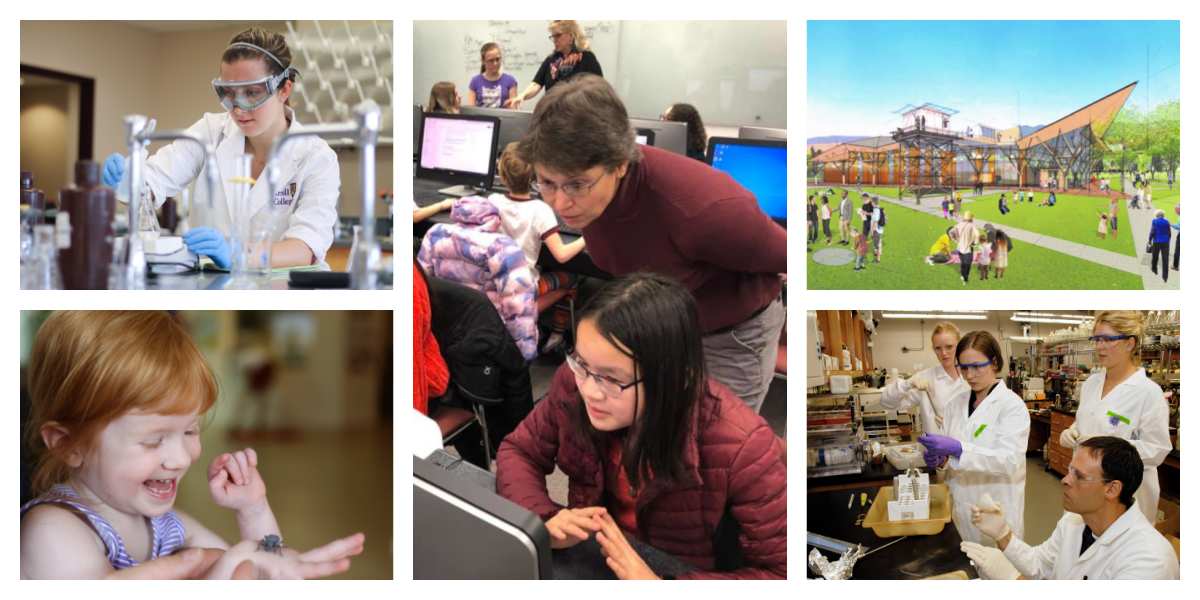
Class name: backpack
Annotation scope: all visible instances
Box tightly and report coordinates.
[877,206,887,227]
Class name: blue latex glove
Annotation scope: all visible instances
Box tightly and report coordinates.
[919,433,963,461]
[102,153,127,188]
[183,227,232,270]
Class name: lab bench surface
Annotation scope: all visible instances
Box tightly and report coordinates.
[808,486,977,579]
[139,268,392,290]
[808,460,903,494]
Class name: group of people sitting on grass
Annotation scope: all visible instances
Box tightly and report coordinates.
[925,212,1013,284]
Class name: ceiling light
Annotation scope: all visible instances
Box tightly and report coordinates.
[883,313,988,320]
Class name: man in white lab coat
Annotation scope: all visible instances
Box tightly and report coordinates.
[961,436,1179,580]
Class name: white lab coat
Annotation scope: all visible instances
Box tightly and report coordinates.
[879,365,968,435]
[139,110,341,264]
[1003,501,1179,579]
[1073,368,1171,523]
[942,379,1030,544]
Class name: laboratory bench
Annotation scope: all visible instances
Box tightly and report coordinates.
[808,485,977,579]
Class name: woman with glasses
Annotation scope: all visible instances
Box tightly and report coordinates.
[1059,311,1170,523]
[518,74,785,414]
[505,21,603,109]
[100,27,339,269]
[495,273,786,579]
[917,330,1030,545]
[466,42,518,108]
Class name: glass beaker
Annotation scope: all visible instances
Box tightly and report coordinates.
[24,224,62,290]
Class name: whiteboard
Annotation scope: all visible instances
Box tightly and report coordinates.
[413,20,786,128]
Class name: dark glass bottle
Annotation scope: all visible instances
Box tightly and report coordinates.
[57,161,115,289]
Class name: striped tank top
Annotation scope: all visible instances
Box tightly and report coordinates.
[20,483,187,570]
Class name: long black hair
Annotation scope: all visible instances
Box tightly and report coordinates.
[664,103,708,158]
[570,272,707,490]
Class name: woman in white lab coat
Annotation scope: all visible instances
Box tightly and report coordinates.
[1059,311,1171,523]
[102,27,339,268]
[919,330,1030,545]
[880,321,968,435]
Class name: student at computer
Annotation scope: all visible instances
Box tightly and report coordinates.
[516,75,785,414]
[496,273,786,580]
[505,21,603,109]
[466,42,518,109]
[660,103,708,162]
[426,81,461,114]
[489,142,587,353]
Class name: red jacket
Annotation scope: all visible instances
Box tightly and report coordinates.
[496,364,786,579]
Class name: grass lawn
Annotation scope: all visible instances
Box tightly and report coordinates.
[806,198,1143,290]
[965,192,1135,257]
[1148,178,1180,224]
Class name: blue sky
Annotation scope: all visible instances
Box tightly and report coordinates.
[808,21,1179,138]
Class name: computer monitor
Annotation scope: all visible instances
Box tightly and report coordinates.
[413,104,423,155]
[413,454,552,579]
[628,117,688,156]
[706,137,787,225]
[738,125,787,141]
[416,113,501,196]
[635,128,656,146]
[460,105,534,153]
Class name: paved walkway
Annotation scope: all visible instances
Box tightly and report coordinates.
[1123,180,1180,290]
[842,186,1178,289]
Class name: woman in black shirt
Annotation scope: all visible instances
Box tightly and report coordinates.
[506,20,603,109]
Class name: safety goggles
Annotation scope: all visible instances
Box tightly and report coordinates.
[1088,334,1134,344]
[212,68,291,112]
[956,360,994,373]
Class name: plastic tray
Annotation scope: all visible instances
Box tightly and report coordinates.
[861,483,952,537]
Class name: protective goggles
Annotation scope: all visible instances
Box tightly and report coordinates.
[212,68,292,112]
[956,360,994,373]
[1088,334,1134,344]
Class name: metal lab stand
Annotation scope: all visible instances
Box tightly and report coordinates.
[267,100,382,289]
[123,116,220,289]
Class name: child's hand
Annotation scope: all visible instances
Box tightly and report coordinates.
[208,448,267,513]
[205,533,366,580]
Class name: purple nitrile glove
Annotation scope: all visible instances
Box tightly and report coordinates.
[919,433,963,461]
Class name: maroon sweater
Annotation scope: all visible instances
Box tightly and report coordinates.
[583,146,786,333]
[496,364,787,579]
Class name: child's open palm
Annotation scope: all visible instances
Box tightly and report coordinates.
[208,448,267,511]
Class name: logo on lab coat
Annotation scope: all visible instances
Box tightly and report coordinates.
[273,183,297,208]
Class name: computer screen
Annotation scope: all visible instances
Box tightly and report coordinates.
[416,113,501,190]
[738,125,787,141]
[460,105,533,153]
[634,128,656,146]
[413,453,551,579]
[706,137,787,223]
[628,117,687,156]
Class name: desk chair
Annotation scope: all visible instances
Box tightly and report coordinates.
[774,322,787,379]
[535,286,577,354]
[433,379,501,467]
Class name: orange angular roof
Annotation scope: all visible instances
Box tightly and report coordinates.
[1017,82,1137,150]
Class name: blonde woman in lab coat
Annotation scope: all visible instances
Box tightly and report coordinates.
[101,27,339,268]
[919,330,1030,545]
[1059,311,1171,524]
[880,321,969,435]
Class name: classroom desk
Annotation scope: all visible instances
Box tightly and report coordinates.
[413,177,612,280]
[808,485,977,579]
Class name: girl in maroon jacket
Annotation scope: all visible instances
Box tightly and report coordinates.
[496,273,787,579]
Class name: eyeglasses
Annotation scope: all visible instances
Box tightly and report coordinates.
[956,360,994,373]
[1088,334,1134,345]
[1066,466,1112,485]
[565,352,641,399]
[532,171,608,199]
